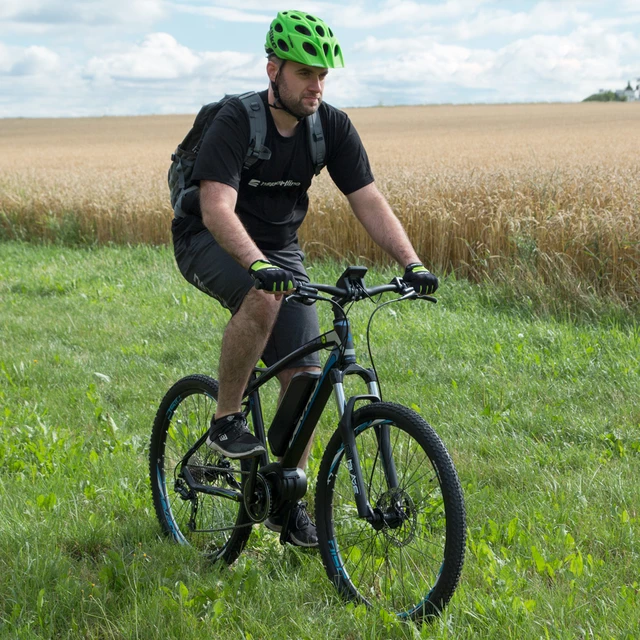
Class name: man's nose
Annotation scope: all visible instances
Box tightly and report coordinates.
[308,76,322,93]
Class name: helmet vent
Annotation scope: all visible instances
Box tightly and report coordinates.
[278,39,290,52]
[328,28,334,37]
[315,25,325,37]
[323,43,329,55]
[295,25,312,36]
[306,15,317,21]
[303,42,318,56]
[291,14,301,20]
[334,45,340,57]
[274,22,283,33]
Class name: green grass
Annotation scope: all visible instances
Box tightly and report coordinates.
[1,241,639,639]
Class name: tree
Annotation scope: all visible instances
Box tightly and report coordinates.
[583,91,626,102]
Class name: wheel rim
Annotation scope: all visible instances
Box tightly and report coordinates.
[327,420,448,616]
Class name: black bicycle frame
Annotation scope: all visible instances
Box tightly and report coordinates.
[177,303,399,522]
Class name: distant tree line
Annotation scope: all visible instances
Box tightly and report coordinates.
[583,91,626,102]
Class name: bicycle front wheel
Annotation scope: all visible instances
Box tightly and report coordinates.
[316,402,466,622]
[149,374,252,564]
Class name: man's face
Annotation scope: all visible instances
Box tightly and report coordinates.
[275,61,328,118]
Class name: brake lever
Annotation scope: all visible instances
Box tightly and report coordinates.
[394,276,437,303]
[285,293,318,306]
[285,285,322,306]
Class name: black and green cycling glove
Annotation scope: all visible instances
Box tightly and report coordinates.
[403,263,439,295]
[249,259,297,293]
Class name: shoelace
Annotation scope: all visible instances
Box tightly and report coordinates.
[294,502,311,528]
[224,420,250,439]
[211,414,248,438]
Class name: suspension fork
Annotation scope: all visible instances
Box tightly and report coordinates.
[332,369,399,499]
[337,394,386,524]
[375,422,399,490]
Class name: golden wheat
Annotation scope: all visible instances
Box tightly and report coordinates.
[1,103,638,300]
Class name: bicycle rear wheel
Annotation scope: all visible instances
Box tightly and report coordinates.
[149,374,252,563]
[316,402,465,622]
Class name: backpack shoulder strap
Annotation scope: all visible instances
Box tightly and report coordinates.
[307,111,325,176]
[237,91,271,170]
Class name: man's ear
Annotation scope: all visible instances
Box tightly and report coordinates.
[266,59,280,83]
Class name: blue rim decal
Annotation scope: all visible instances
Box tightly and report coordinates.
[327,539,350,582]
[166,395,181,419]
[399,561,444,618]
[157,466,187,544]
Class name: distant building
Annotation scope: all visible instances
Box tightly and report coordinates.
[615,79,639,101]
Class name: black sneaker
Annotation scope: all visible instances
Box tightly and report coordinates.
[265,502,319,547]
[206,412,266,459]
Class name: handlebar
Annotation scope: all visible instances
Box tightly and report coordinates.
[293,277,437,306]
[253,265,437,306]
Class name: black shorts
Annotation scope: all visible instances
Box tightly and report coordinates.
[172,217,321,369]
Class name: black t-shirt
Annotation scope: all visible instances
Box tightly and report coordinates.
[189,90,374,251]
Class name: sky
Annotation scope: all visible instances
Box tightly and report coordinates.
[1,0,639,118]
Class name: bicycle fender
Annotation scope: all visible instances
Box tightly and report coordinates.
[339,394,381,434]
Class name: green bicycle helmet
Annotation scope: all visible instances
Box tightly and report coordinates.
[265,10,345,68]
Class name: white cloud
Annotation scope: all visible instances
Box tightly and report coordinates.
[0,31,269,117]
[0,0,43,20]
[170,0,497,31]
[170,3,271,23]
[85,33,201,80]
[320,0,496,30]
[84,33,257,82]
[0,43,60,76]
[1,1,639,116]
[1,0,166,25]
[449,2,591,40]
[350,24,639,104]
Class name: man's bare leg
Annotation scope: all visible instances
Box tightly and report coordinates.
[215,288,281,419]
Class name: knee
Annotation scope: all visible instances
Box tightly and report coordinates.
[240,288,282,331]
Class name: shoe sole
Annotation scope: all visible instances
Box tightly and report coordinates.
[264,519,282,533]
[289,535,319,548]
[205,437,265,459]
[264,520,319,548]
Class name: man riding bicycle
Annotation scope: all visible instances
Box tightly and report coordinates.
[171,10,438,547]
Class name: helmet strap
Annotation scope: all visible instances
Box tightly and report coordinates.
[269,61,305,122]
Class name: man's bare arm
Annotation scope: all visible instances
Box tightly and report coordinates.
[346,183,421,267]
[200,180,264,269]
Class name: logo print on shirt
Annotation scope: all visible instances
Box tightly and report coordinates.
[248,179,301,188]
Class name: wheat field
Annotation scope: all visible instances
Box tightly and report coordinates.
[1,102,638,302]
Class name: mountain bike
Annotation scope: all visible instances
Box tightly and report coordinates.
[149,266,466,622]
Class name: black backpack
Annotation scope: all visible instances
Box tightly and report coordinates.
[168,91,326,218]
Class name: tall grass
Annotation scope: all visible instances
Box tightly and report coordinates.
[306,165,639,305]
[1,104,638,304]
